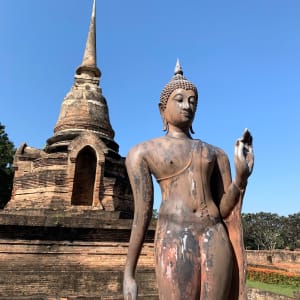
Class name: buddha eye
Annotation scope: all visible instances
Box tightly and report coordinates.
[189,96,196,104]
[174,94,183,102]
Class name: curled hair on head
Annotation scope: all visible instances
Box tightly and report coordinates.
[159,60,198,135]
[159,60,198,112]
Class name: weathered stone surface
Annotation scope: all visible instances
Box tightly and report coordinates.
[9,120,133,216]
[0,208,156,298]
[0,237,157,299]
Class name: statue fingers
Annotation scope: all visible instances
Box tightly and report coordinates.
[235,139,246,161]
[241,128,253,146]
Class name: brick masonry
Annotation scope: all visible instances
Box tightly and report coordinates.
[247,250,300,265]
[0,214,157,299]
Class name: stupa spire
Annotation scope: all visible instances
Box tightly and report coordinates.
[76,0,101,78]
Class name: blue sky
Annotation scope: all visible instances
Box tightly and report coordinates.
[0,1,299,215]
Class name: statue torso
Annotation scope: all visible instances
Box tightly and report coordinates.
[142,136,222,222]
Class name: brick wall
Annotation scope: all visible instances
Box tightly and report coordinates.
[0,214,157,299]
[0,239,157,299]
[247,250,300,265]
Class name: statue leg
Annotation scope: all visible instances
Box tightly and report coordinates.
[155,222,201,300]
[199,223,233,300]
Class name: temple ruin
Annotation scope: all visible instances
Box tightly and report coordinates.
[0,1,156,299]
[8,0,132,218]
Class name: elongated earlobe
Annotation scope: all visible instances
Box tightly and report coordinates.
[163,118,169,132]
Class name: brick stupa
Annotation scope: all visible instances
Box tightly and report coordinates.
[7,0,133,218]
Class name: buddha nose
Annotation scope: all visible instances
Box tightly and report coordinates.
[182,99,191,109]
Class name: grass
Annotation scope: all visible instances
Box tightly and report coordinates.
[247,279,300,298]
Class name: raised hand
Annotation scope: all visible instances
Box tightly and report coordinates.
[234,128,254,189]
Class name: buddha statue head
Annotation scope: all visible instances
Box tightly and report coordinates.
[159,60,198,134]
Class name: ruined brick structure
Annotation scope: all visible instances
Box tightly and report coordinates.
[0,1,157,299]
[8,0,132,218]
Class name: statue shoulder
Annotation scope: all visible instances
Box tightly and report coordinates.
[199,140,228,159]
[126,138,162,165]
[214,146,227,158]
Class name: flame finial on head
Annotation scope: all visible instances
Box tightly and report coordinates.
[174,58,183,76]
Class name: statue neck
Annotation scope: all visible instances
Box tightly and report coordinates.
[166,128,192,140]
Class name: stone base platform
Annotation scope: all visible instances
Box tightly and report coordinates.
[0,212,157,299]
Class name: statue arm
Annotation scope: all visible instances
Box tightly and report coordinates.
[214,150,239,218]
[123,145,154,300]
[217,129,254,218]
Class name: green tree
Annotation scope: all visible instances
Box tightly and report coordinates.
[0,123,15,208]
[242,212,284,250]
[242,213,257,250]
[280,213,300,250]
[243,212,300,250]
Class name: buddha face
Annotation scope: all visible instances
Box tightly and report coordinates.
[160,88,197,132]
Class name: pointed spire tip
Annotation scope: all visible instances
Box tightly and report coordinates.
[76,0,100,78]
[92,0,96,17]
[174,58,183,75]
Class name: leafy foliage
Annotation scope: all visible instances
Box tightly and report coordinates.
[0,123,15,208]
[242,212,300,250]
[247,266,300,288]
[280,212,300,250]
